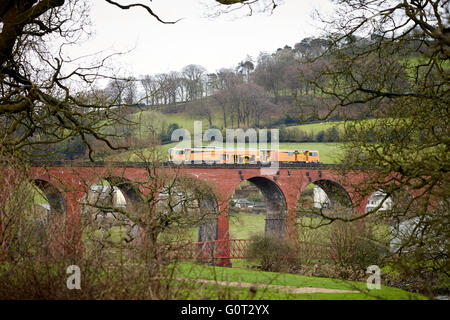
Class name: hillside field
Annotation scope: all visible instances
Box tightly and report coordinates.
[110,141,344,164]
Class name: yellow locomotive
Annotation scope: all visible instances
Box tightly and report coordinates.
[168,147,319,164]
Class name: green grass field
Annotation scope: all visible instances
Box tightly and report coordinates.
[173,262,427,300]
[228,212,337,244]
[164,112,210,132]
[131,109,219,133]
[229,212,266,239]
[133,109,346,136]
[109,106,352,164]
[285,121,344,134]
[284,118,401,137]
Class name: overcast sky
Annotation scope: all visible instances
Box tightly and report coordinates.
[75,0,333,78]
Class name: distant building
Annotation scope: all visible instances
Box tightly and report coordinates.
[365,190,393,213]
[112,187,126,208]
[313,186,330,209]
[232,198,253,209]
[89,185,126,208]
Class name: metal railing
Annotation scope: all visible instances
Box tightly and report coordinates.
[169,239,250,260]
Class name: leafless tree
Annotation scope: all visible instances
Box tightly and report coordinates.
[253,48,296,102]
[140,75,159,106]
[182,64,207,101]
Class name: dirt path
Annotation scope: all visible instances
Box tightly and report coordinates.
[176,278,359,294]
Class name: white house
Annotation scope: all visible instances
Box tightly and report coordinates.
[89,185,126,208]
[313,186,330,209]
[365,190,393,213]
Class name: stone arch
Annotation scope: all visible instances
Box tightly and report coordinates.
[234,176,287,238]
[296,179,357,259]
[105,176,145,241]
[156,182,219,243]
[105,176,143,209]
[296,178,354,224]
[82,176,145,243]
[33,179,66,216]
[310,179,352,209]
[30,179,67,256]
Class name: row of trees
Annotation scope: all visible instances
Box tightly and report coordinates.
[103,39,332,108]
[102,32,415,132]
[279,125,341,143]
[140,64,209,106]
[197,77,275,129]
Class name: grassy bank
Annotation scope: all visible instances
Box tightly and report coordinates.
[173,262,427,300]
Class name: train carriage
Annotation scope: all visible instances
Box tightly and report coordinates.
[168,147,320,164]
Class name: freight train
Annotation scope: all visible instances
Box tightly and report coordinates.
[168,147,319,164]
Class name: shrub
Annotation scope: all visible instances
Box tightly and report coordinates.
[329,221,389,279]
[324,126,340,142]
[316,130,325,142]
[159,123,180,144]
[351,237,389,269]
[245,234,301,272]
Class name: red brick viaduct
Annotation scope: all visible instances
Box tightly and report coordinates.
[3,161,372,266]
